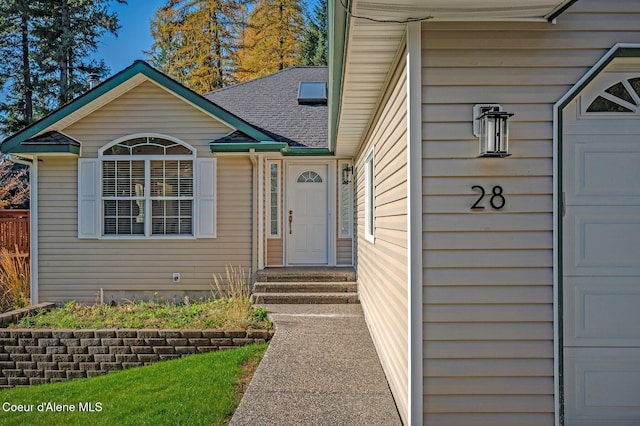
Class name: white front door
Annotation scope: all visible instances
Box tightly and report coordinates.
[286,164,328,265]
[563,71,640,425]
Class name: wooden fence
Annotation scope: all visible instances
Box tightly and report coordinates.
[0,210,30,256]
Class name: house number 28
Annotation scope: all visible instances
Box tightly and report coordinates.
[471,185,506,210]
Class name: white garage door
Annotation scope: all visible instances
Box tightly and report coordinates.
[563,71,640,425]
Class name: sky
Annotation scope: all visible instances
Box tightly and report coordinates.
[97,0,166,75]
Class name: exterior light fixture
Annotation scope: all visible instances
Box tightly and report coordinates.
[341,164,354,185]
[473,104,514,158]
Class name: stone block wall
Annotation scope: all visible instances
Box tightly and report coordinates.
[0,328,273,387]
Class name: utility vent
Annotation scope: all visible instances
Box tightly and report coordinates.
[298,81,327,105]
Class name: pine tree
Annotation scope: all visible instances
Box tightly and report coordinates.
[149,0,247,92]
[299,0,327,66]
[236,0,305,81]
[0,0,125,135]
[35,0,125,106]
[0,1,39,133]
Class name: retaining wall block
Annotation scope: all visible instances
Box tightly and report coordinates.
[0,327,272,388]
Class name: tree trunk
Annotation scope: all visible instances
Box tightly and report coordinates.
[20,13,32,125]
[58,0,70,105]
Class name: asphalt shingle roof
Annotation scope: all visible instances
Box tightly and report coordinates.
[204,67,328,148]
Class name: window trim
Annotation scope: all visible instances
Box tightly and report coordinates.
[364,148,375,243]
[267,160,281,238]
[98,134,197,239]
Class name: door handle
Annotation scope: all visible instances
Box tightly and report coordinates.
[288,210,293,234]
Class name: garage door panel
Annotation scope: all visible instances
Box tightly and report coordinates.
[565,347,640,426]
[564,207,640,276]
[564,136,640,205]
[564,277,640,346]
[563,70,640,425]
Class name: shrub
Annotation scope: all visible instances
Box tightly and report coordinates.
[0,247,30,312]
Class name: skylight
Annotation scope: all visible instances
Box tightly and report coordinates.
[298,82,327,105]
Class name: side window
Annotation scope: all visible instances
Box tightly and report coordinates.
[338,161,353,238]
[268,161,281,237]
[364,148,375,243]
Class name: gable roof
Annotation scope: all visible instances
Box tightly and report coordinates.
[0,61,274,155]
[204,67,329,148]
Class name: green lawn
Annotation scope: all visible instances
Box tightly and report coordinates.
[0,343,267,426]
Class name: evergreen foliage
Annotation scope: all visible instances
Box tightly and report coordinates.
[299,0,327,66]
[0,0,125,135]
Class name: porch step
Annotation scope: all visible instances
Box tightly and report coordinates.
[255,267,356,283]
[251,292,359,304]
[252,267,358,304]
[254,281,357,294]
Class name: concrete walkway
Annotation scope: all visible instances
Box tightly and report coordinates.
[230,304,402,426]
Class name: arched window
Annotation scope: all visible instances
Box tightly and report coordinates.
[296,170,323,183]
[586,77,640,113]
[100,135,195,237]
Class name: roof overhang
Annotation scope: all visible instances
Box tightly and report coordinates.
[329,0,579,156]
[1,61,274,155]
[210,141,332,156]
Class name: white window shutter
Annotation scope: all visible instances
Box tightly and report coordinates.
[78,158,100,239]
[196,158,217,238]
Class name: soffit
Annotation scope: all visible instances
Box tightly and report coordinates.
[334,0,576,156]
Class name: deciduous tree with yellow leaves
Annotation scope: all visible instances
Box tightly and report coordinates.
[236,0,305,81]
[149,0,248,92]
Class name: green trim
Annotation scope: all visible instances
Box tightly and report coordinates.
[1,61,273,154]
[555,44,640,422]
[6,144,80,155]
[209,142,288,153]
[282,147,333,156]
[557,47,640,112]
[328,0,350,153]
[209,142,333,156]
[547,0,579,22]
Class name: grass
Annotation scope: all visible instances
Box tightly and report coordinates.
[14,299,271,330]
[0,248,30,313]
[0,343,267,426]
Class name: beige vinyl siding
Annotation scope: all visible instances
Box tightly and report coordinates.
[336,238,352,265]
[266,238,283,266]
[356,55,408,423]
[420,1,640,424]
[37,80,252,303]
[65,81,233,157]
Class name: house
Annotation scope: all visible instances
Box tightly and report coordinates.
[2,0,640,424]
[327,0,640,424]
[0,63,351,305]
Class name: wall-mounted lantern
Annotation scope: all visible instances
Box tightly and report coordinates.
[341,164,354,185]
[473,104,514,158]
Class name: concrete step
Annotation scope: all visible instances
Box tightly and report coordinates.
[255,267,356,283]
[251,292,360,304]
[253,281,357,294]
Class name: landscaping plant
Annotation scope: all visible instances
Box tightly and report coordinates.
[212,265,255,329]
[0,247,30,312]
